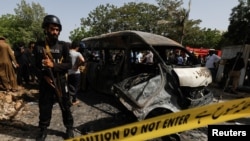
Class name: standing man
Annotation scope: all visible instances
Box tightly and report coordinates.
[15,42,30,86]
[205,50,221,82]
[0,36,19,92]
[26,41,38,83]
[227,52,245,94]
[68,40,85,105]
[33,15,74,141]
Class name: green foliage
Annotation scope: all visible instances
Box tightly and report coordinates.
[0,0,227,49]
[72,0,223,49]
[69,27,90,42]
[183,27,222,49]
[0,0,46,47]
[222,0,250,46]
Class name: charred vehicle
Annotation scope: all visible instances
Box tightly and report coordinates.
[81,30,213,121]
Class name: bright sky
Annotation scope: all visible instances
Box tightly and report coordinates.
[0,0,239,42]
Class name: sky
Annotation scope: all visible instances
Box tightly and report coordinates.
[0,0,239,42]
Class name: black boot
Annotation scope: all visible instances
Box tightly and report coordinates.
[66,128,74,139]
[36,128,47,141]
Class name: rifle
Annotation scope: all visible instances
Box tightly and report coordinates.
[42,47,65,111]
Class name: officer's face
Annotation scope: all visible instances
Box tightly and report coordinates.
[46,24,60,41]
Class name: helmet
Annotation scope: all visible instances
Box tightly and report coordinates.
[42,15,62,31]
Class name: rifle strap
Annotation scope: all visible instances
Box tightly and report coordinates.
[44,75,55,88]
[44,40,64,94]
[45,40,64,63]
[45,40,54,62]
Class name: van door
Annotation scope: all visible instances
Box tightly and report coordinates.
[94,49,125,94]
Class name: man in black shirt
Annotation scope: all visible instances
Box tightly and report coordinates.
[34,15,74,141]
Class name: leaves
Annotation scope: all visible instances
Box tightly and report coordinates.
[0,0,45,47]
[71,0,223,49]
[0,0,232,49]
[222,0,250,45]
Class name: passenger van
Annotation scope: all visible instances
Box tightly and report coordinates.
[81,30,213,121]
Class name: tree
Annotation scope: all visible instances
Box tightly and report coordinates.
[223,0,250,45]
[156,0,191,44]
[79,3,117,36]
[71,0,223,48]
[0,0,46,47]
[14,0,46,43]
[77,2,161,37]
[152,0,223,49]
[69,27,90,42]
[194,28,222,48]
[0,14,17,45]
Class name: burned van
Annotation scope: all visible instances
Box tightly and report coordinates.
[81,30,213,121]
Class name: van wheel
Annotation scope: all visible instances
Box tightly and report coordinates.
[161,134,180,141]
[145,109,181,141]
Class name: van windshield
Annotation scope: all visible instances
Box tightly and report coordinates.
[153,46,200,66]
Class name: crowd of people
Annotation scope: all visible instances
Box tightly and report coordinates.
[0,38,38,92]
[164,49,246,95]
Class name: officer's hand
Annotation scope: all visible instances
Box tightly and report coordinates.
[42,55,54,68]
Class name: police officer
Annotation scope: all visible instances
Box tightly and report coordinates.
[33,15,74,141]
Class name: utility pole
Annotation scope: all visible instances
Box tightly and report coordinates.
[180,0,191,45]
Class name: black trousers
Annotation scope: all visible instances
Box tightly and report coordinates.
[17,64,30,85]
[38,76,73,129]
[68,73,81,102]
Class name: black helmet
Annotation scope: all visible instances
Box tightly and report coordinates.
[42,15,62,31]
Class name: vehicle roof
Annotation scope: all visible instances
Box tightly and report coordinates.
[81,30,184,49]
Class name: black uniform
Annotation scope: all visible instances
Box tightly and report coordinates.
[15,46,30,85]
[33,40,73,130]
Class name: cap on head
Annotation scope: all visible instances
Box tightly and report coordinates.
[209,49,215,54]
[42,15,62,31]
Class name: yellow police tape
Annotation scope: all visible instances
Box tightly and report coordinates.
[66,97,250,141]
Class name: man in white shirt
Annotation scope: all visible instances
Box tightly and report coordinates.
[136,52,143,63]
[205,50,221,82]
[68,40,85,105]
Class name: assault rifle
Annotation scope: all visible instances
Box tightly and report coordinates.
[42,47,65,111]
